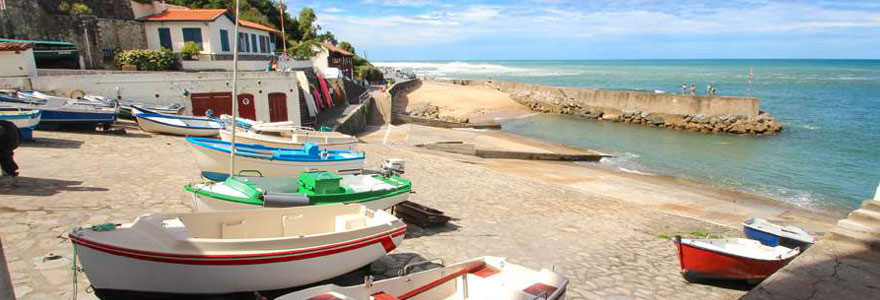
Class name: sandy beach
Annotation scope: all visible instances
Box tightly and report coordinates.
[0,107,843,300]
[397,80,533,123]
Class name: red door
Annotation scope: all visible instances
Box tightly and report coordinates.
[190,92,232,117]
[237,93,256,121]
[267,93,288,122]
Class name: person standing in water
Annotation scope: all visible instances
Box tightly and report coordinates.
[689,84,696,95]
[682,83,687,94]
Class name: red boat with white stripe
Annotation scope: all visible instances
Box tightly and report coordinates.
[69,204,405,296]
[279,256,569,300]
[674,236,800,282]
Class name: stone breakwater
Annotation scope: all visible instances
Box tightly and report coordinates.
[476,80,784,135]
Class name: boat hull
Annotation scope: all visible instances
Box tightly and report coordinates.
[136,115,219,137]
[39,109,116,128]
[675,239,793,281]
[188,142,364,181]
[191,190,409,212]
[0,109,41,140]
[71,228,405,295]
[219,128,358,150]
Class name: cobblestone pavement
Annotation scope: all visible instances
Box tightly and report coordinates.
[1,124,754,299]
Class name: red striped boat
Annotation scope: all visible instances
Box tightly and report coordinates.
[674,236,800,282]
[69,204,405,298]
[279,256,569,300]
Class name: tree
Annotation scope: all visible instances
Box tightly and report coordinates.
[298,7,317,41]
[338,42,355,55]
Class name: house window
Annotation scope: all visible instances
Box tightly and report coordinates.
[250,34,258,54]
[219,29,230,52]
[259,36,267,53]
[158,28,172,51]
[181,28,203,50]
[238,33,247,52]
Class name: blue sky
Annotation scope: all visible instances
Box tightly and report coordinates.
[287,0,880,61]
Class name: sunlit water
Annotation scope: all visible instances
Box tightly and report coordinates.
[378,60,880,212]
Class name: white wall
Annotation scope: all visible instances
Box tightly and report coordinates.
[0,49,37,78]
[144,17,273,55]
[0,71,304,125]
[182,60,268,71]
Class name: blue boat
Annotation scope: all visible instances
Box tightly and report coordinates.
[186,137,365,181]
[0,92,116,129]
[742,217,815,249]
[0,108,41,140]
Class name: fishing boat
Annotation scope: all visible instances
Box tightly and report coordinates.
[69,204,406,298]
[0,108,41,140]
[743,217,815,249]
[84,95,184,118]
[0,92,116,128]
[674,236,800,282]
[279,256,569,300]
[219,115,359,150]
[136,113,222,137]
[185,169,411,212]
[186,137,365,181]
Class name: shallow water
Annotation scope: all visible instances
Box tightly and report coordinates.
[380,59,880,211]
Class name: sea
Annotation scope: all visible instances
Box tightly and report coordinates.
[375,60,880,212]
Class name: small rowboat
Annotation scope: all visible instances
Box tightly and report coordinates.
[219,115,359,150]
[0,108,41,140]
[674,236,800,282]
[136,113,222,137]
[185,170,411,212]
[69,204,406,298]
[83,96,184,119]
[743,217,815,249]
[186,137,365,181]
[1,92,116,129]
[278,256,569,300]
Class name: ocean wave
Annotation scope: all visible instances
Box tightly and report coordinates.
[373,61,584,77]
[796,124,821,130]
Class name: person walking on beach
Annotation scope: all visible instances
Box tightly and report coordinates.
[0,120,21,179]
[689,84,696,95]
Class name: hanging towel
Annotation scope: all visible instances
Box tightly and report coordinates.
[296,72,317,117]
[316,73,333,108]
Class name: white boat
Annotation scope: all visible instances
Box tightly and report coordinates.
[136,113,222,136]
[743,217,815,249]
[219,115,359,150]
[280,256,569,300]
[0,108,41,140]
[69,204,406,297]
[1,92,117,128]
[186,137,365,181]
[84,95,184,118]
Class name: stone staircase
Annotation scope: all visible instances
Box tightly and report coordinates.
[829,197,880,248]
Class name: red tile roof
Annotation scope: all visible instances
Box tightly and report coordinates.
[142,9,227,21]
[142,8,280,34]
[323,43,354,57]
[0,41,33,52]
[240,20,280,34]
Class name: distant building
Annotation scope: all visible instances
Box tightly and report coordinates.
[139,7,280,62]
[0,41,37,77]
[311,42,354,79]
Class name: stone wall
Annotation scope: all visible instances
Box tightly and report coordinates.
[0,0,145,68]
[480,80,782,135]
[334,97,372,135]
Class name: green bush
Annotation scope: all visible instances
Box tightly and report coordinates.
[356,65,384,82]
[180,42,202,60]
[114,48,179,71]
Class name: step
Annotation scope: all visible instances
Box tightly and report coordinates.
[849,210,880,228]
[837,219,880,235]
[828,226,880,248]
[861,200,880,214]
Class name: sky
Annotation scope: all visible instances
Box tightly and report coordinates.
[287,0,880,61]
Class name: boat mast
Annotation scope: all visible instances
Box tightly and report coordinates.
[229,0,241,177]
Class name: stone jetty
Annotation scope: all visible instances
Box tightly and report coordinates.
[475,80,784,135]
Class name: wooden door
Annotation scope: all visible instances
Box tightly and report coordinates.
[267,93,288,122]
[190,92,232,117]
[237,93,256,121]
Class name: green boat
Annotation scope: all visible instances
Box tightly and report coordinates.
[185,170,412,212]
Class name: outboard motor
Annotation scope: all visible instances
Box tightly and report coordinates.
[382,158,405,176]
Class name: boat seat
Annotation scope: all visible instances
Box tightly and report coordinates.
[335,214,367,231]
[221,220,248,239]
[282,214,311,237]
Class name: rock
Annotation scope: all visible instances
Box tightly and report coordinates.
[755,123,768,133]
[601,110,621,121]
[645,113,666,125]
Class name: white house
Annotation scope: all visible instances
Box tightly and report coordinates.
[0,41,37,78]
[138,5,280,70]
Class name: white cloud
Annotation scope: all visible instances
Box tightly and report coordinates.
[317,2,880,52]
[323,7,345,13]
